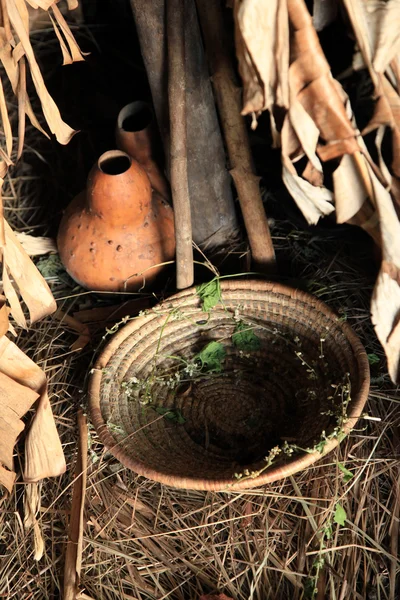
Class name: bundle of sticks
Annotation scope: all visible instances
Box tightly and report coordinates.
[130,0,277,291]
[131,0,400,386]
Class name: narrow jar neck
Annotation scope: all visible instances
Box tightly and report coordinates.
[86,151,152,226]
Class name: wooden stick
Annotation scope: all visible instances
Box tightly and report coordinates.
[195,0,276,273]
[167,0,194,289]
[63,410,88,600]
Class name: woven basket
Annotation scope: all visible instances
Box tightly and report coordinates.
[88,280,370,491]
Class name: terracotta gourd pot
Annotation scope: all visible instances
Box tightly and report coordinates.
[116,101,170,201]
[57,150,175,292]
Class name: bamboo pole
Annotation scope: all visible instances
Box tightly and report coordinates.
[195,0,276,273]
[167,0,194,289]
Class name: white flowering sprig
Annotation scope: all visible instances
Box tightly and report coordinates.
[231,375,352,484]
[319,336,326,359]
[233,445,283,481]
[295,350,318,380]
[121,376,153,405]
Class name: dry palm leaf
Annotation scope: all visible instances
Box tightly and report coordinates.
[3,220,56,328]
[14,232,57,255]
[0,335,66,483]
[48,3,85,65]
[5,0,76,145]
[234,0,325,221]
[24,482,45,561]
[234,0,374,227]
[0,0,83,327]
[234,0,289,117]
[368,170,400,382]
[0,286,63,494]
[0,28,47,138]
[234,0,289,148]
[347,0,400,78]
[0,368,38,492]
[373,1,400,75]
[0,295,10,337]
[343,0,400,176]
[340,0,400,380]
[233,0,400,383]
[0,0,83,493]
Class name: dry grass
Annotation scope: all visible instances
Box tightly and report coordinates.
[1,186,399,599]
[0,18,399,600]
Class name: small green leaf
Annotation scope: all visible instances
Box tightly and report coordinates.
[314,439,328,454]
[338,462,353,482]
[36,253,74,285]
[334,503,347,526]
[197,279,222,311]
[36,253,65,278]
[232,321,261,352]
[367,353,380,366]
[155,407,185,424]
[313,557,325,570]
[304,577,319,599]
[195,341,226,372]
[323,524,333,540]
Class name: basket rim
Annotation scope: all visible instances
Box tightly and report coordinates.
[88,279,370,491]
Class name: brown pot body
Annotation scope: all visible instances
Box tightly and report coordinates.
[57,150,175,292]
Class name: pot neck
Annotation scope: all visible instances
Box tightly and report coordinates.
[116,101,154,163]
[86,151,151,226]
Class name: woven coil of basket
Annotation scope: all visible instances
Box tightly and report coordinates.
[88,280,370,491]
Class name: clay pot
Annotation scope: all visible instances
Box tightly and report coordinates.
[57,150,175,292]
[116,101,170,201]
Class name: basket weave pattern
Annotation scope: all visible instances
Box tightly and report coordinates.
[89,280,370,491]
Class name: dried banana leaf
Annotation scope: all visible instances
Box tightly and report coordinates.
[0,0,82,492]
